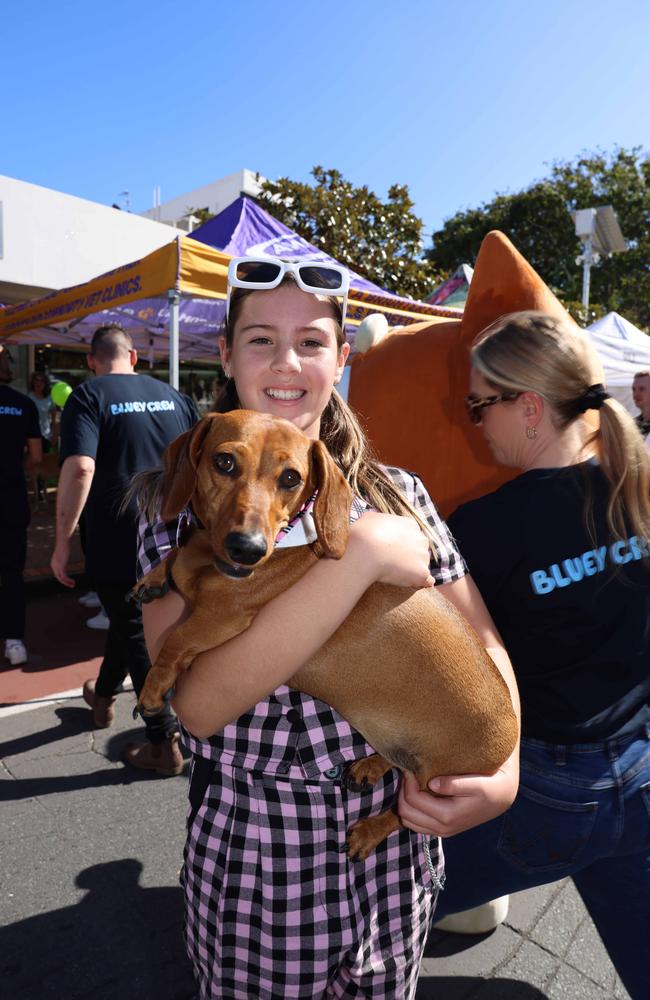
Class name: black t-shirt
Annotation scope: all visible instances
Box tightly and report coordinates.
[0,385,41,493]
[449,461,650,743]
[59,373,198,583]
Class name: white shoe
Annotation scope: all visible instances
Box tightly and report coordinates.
[78,591,102,608]
[4,639,28,666]
[433,897,510,934]
[86,609,110,630]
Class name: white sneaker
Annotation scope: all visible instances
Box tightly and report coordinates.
[4,639,28,666]
[86,609,110,630]
[78,591,102,608]
[433,897,510,934]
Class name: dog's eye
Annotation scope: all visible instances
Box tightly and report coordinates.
[278,468,301,490]
[213,453,236,474]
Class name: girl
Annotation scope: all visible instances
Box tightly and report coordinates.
[139,257,519,1000]
[27,371,56,504]
[400,311,650,1000]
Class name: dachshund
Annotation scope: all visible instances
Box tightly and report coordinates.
[135,409,518,859]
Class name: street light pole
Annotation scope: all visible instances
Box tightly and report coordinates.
[578,234,599,310]
[572,206,626,314]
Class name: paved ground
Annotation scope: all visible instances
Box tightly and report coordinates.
[1,683,631,1000]
[0,510,632,999]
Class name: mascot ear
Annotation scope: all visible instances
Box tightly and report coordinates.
[160,416,218,520]
[310,440,352,558]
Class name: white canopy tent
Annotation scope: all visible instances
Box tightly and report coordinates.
[586,312,650,416]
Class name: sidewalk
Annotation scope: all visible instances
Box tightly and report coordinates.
[24,487,85,581]
[0,583,631,999]
[1,695,631,1000]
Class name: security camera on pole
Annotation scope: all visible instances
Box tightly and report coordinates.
[572,206,627,311]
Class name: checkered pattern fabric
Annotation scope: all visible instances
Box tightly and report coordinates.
[137,466,465,997]
[184,760,441,999]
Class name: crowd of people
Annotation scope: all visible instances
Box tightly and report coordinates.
[2,259,649,999]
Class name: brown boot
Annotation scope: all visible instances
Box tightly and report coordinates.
[122,733,184,777]
[83,679,116,729]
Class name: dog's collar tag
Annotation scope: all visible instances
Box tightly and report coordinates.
[275,495,318,549]
[176,511,193,547]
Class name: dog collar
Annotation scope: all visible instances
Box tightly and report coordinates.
[275,494,318,548]
[273,492,371,549]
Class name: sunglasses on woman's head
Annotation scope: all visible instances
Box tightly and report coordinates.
[225,256,349,322]
[464,391,521,425]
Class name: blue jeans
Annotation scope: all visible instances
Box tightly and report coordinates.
[435,722,650,1000]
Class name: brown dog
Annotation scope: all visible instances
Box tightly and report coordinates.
[136,409,518,858]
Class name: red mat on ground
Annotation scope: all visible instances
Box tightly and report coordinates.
[0,589,104,705]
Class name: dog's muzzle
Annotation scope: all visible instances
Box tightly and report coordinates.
[224,531,268,565]
[213,557,254,579]
[214,532,268,579]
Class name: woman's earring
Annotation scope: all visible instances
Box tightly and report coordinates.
[223,366,231,379]
[526,426,537,439]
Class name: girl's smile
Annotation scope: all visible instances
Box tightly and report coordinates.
[264,387,306,401]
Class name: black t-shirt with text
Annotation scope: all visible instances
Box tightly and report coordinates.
[0,385,41,493]
[59,373,198,583]
[449,461,650,743]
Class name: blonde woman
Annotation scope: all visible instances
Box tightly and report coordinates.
[400,310,650,1000]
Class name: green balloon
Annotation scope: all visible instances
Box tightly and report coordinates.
[51,381,73,407]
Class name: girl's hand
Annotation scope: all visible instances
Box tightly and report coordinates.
[348,511,434,589]
[397,751,519,838]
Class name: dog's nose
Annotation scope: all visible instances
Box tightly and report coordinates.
[224,532,268,565]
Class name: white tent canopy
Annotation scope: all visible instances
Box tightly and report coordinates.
[586,312,650,416]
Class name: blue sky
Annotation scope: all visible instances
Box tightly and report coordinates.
[4,0,648,242]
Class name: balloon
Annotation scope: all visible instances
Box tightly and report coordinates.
[51,381,73,407]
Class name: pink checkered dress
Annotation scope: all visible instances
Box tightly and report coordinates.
[137,467,466,999]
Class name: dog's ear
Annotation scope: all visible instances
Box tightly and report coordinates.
[160,416,218,520]
[310,440,352,558]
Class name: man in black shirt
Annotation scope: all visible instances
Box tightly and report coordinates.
[0,348,42,666]
[52,325,198,775]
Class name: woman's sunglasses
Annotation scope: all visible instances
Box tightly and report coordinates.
[464,391,521,425]
[225,256,349,321]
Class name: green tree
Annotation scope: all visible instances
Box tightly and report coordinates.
[427,148,650,329]
[257,167,445,299]
[185,207,214,226]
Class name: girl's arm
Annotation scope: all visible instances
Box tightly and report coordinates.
[144,511,434,739]
[398,573,521,837]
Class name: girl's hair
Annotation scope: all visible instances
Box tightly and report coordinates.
[29,371,51,394]
[472,310,650,542]
[216,275,440,551]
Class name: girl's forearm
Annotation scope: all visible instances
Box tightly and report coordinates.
[171,539,377,738]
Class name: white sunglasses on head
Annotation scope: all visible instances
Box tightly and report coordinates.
[225,256,349,321]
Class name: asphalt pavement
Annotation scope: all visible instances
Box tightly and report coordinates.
[0,578,632,1000]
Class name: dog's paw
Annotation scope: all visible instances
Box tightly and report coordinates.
[344,756,389,791]
[343,764,371,793]
[133,697,165,719]
[345,823,376,862]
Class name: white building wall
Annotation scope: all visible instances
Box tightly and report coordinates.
[0,175,183,303]
[141,168,263,226]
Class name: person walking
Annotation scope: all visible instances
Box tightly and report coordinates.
[27,371,57,505]
[0,348,42,665]
[51,323,198,774]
